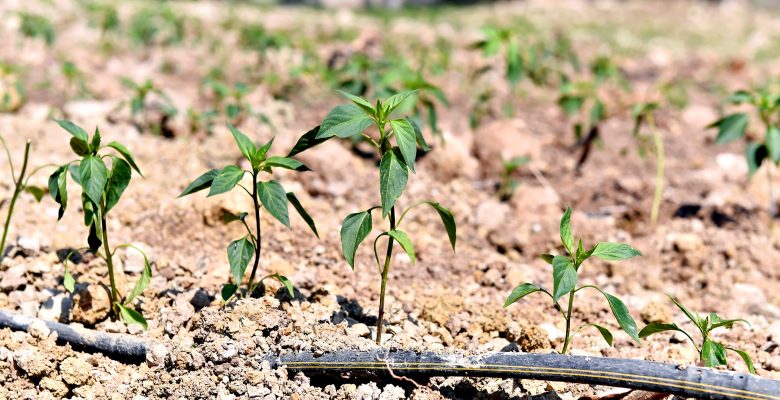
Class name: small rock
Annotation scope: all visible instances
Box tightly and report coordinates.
[39,377,68,398]
[348,323,371,338]
[506,265,527,287]
[670,233,704,253]
[146,343,168,366]
[475,200,509,232]
[71,284,111,325]
[163,298,195,336]
[0,264,27,291]
[641,301,672,324]
[523,324,553,351]
[37,293,72,322]
[27,320,50,339]
[768,321,780,342]
[16,236,41,255]
[14,348,52,376]
[60,356,92,385]
[190,289,212,309]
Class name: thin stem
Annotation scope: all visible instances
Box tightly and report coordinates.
[560,289,575,354]
[0,136,16,179]
[376,205,396,345]
[648,113,664,225]
[1,140,30,261]
[246,171,263,295]
[395,200,429,227]
[100,201,119,316]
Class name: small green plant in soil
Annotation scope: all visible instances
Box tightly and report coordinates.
[129,6,186,47]
[709,85,780,218]
[497,155,530,202]
[179,124,318,301]
[118,78,177,136]
[49,120,152,329]
[308,90,457,344]
[504,207,641,354]
[0,136,48,261]
[18,12,56,47]
[639,295,755,374]
[631,101,665,224]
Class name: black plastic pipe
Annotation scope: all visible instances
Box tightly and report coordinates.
[278,350,780,400]
[1,309,778,399]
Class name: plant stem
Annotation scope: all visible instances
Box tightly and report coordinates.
[376,206,396,345]
[0,140,30,262]
[99,203,119,317]
[560,290,575,354]
[648,113,664,225]
[246,171,263,295]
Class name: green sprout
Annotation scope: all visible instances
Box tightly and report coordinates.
[640,296,756,374]
[119,78,177,136]
[49,120,152,329]
[505,207,641,354]
[303,90,457,344]
[178,124,319,301]
[631,102,665,224]
[497,156,530,202]
[0,137,48,261]
[19,13,56,47]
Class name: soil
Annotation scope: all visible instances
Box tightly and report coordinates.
[0,0,779,399]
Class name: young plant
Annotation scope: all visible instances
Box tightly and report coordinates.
[302,91,457,344]
[497,156,530,202]
[639,296,755,374]
[708,85,780,218]
[118,78,177,136]
[0,137,48,261]
[504,207,641,354]
[631,102,665,224]
[18,12,56,47]
[178,124,318,301]
[49,120,152,329]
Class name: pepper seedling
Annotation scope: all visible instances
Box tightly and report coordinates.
[49,120,152,329]
[505,207,641,354]
[640,295,756,374]
[179,123,318,302]
[297,90,456,344]
[708,85,780,218]
[497,155,530,202]
[631,101,665,224]
[0,136,48,261]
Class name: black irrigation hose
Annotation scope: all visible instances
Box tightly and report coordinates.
[0,309,148,363]
[1,310,779,399]
[278,350,780,400]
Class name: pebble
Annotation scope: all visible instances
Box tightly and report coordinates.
[347,323,371,338]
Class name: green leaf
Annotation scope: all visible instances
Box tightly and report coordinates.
[178,169,219,197]
[425,202,456,250]
[589,99,606,126]
[552,256,577,301]
[56,119,88,142]
[559,207,574,254]
[221,284,238,301]
[228,123,257,164]
[48,166,68,220]
[340,210,373,269]
[316,104,373,139]
[388,230,415,264]
[384,91,416,115]
[668,295,703,333]
[266,273,294,297]
[701,340,728,368]
[708,313,750,330]
[592,242,642,261]
[79,156,108,206]
[639,323,684,338]
[223,211,248,224]
[576,241,596,265]
[257,180,290,227]
[767,126,780,164]
[587,323,614,346]
[91,127,102,152]
[124,249,151,304]
[710,113,749,144]
[540,254,554,264]
[208,166,244,197]
[407,117,430,152]
[255,137,274,161]
[228,236,255,285]
[24,185,45,202]
[558,95,584,116]
[287,126,331,157]
[727,90,753,104]
[379,149,408,217]
[390,119,418,173]
[727,347,756,374]
[106,157,131,212]
[599,290,640,342]
[745,142,768,177]
[504,283,541,307]
[107,141,143,176]
[264,156,309,171]
[116,303,147,330]
[63,265,75,293]
[70,137,89,156]
[336,90,375,114]
[286,192,318,238]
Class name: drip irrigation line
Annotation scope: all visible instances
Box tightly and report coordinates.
[0,309,778,399]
